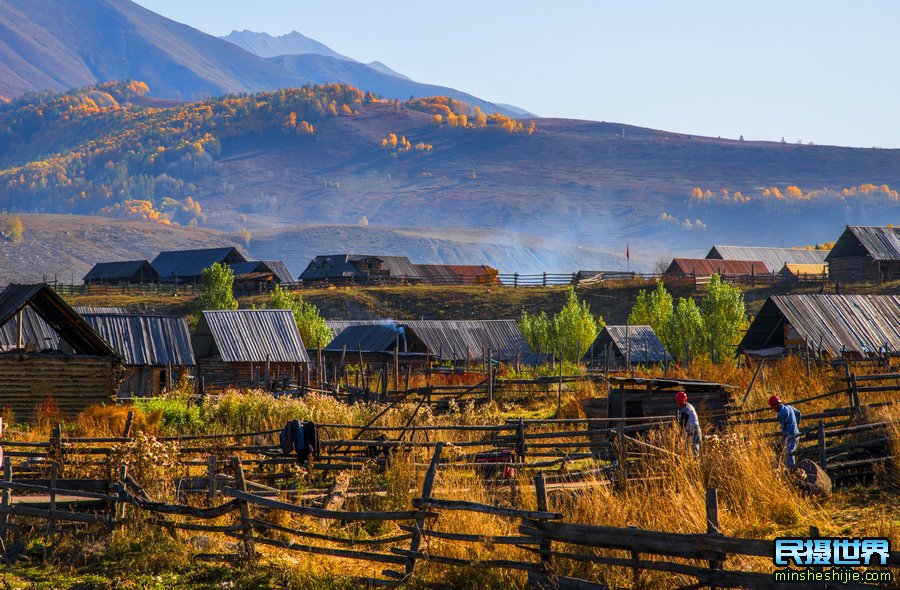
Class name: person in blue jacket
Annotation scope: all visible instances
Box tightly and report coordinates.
[769,395,800,468]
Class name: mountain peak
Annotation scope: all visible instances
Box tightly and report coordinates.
[221,29,350,61]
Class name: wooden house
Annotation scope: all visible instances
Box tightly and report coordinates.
[664,258,769,281]
[192,309,310,387]
[412,264,501,285]
[228,261,281,295]
[596,377,733,430]
[0,284,122,421]
[327,319,534,363]
[152,247,247,284]
[83,260,159,285]
[299,255,419,281]
[737,294,900,359]
[583,325,672,368]
[825,226,900,283]
[706,245,828,274]
[323,323,430,368]
[81,313,195,398]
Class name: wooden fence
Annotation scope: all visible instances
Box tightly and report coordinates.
[1,445,897,589]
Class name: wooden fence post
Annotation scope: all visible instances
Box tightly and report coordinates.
[405,441,443,577]
[849,372,861,417]
[487,349,494,404]
[516,418,527,462]
[50,424,62,465]
[207,455,217,503]
[1,458,11,553]
[122,411,134,438]
[231,456,255,563]
[706,487,722,587]
[817,420,827,469]
[48,461,58,536]
[616,421,626,490]
[533,473,552,571]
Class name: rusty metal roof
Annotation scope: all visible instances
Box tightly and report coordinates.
[738,294,900,357]
[0,284,118,357]
[825,226,900,262]
[666,258,770,276]
[82,314,195,367]
[194,309,309,363]
[586,325,672,364]
[327,319,531,361]
[707,246,828,272]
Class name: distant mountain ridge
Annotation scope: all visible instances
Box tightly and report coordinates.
[0,0,522,115]
[221,30,352,61]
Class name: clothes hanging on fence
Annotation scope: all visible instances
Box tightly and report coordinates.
[279,420,319,464]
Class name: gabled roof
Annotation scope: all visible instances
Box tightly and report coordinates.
[193,309,309,363]
[586,325,672,364]
[82,314,195,367]
[261,260,294,283]
[83,260,158,282]
[0,284,118,357]
[666,258,769,276]
[707,245,828,272]
[152,247,247,280]
[299,255,419,280]
[327,319,532,361]
[325,323,407,353]
[737,294,900,357]
[825,226,900,262]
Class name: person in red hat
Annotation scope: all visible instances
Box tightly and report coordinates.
[769,395,801,468]
[675,391,701,456]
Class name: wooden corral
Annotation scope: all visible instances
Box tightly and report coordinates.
[826,225,900,283]
[0,284,122,421]
[592,377,733,430]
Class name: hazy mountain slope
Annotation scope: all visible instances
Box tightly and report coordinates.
[0,0,519,115]
[1,84,898,271]
[222,30,351,61]
[0,0,306,100]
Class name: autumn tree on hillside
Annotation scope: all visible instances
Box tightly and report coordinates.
[3,217,24,243]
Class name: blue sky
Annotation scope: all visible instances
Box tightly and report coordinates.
[134,0,899,148]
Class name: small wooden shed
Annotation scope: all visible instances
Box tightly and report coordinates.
[825,226,900,283]
[0,284,122,421]
[192,309,310,388]
[82,313,195,398]
[583,325,672,368]
[600,377,733,430]
[83,260,159,285]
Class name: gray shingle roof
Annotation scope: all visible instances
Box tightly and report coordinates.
[83,260,158,283]
[738,294,900,357]
[300,255,419,280]
[82,314,195,367]
[707,245,828,272]
[261,260,294,283]
[825,226,900,262]
[325,323,406,353]
[152,247,247,280]
[327,319,531,361]
[586,325,672,364]
[194,309,310,363]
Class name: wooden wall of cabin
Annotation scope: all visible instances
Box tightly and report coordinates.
[608,386,731,429]
[197,358,301,388]
[0,355,119,422]
[829,257,879,283]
